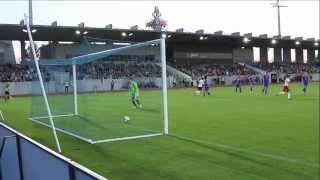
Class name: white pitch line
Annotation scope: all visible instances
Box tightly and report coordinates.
[92,133,163,144]
[30,114,74,120]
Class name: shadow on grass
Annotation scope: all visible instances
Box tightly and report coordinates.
[169,134,315,179]
[140,108,160,113]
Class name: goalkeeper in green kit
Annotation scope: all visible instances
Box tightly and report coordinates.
[128,79,142,108]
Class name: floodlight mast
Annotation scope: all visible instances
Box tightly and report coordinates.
[24,14,62,153]
[271,0,287,38]
[28,0,33,25]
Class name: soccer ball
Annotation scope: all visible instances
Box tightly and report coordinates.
[123,116,130,123]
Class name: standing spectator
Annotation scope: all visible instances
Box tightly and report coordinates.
[64,81,70,93]
[4,83,10,102]
[111,79,115,91]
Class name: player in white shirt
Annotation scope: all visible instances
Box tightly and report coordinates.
[277,75,292,99]
[198,78,204,90]
[195,78,204,95]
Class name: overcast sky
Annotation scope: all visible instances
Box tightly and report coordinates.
[0,0,319,60]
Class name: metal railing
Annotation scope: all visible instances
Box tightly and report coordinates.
[0,122,107,180]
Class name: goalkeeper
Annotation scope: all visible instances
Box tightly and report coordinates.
[128,79,142,108]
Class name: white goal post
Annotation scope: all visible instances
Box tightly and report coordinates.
[161,38,169,135]
[24,14,62,153]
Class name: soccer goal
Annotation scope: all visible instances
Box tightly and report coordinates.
[25,17,168,151]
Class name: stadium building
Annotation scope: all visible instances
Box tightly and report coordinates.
[0,24,319,64]
[0,23,319,93]
[0,40,16,64]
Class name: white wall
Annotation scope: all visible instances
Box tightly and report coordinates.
[0,77,163,96]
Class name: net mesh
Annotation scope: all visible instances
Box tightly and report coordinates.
[30,38,164,143]
[0,110,5,122]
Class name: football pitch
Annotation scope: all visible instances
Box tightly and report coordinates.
[0,83,319,180]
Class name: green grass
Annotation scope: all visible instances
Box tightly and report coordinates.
[0,83,319,180]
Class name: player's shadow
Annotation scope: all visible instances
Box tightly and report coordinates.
[77,115,108,130]
[140,108,160,113]
[169,134,314,177]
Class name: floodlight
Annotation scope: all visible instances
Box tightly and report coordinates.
[295,41,301,45]
[161,33,167,38]
[83,31,88,35]
[75,30,81,35]
[271,39,277,44]
[314,42,319,46]
[243,37,250,43]
[113,42,131,46]
[121,32,127,37]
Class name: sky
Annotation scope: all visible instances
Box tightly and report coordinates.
[0,0,319,61]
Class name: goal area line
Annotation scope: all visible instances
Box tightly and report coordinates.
[30,114,74,120]
[29,116,163,144]
[91,133,163,144]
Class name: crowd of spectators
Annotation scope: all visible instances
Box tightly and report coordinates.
[0,61,319,82]
[174,63,256,78]
[77,62,161,80]
[0,62,162,82]
[250,62,320,74]
[0,64,34,82]
[174,62,320,79]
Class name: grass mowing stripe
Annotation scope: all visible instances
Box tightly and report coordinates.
[170,134,319,168]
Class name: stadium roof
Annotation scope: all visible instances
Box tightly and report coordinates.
[0,23,318,49]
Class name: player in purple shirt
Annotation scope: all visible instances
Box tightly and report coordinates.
[262,72,269,95]
[302,72,309,93]
[248,75,255,94]
[203,76,210,96]
[234,76,242,93]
